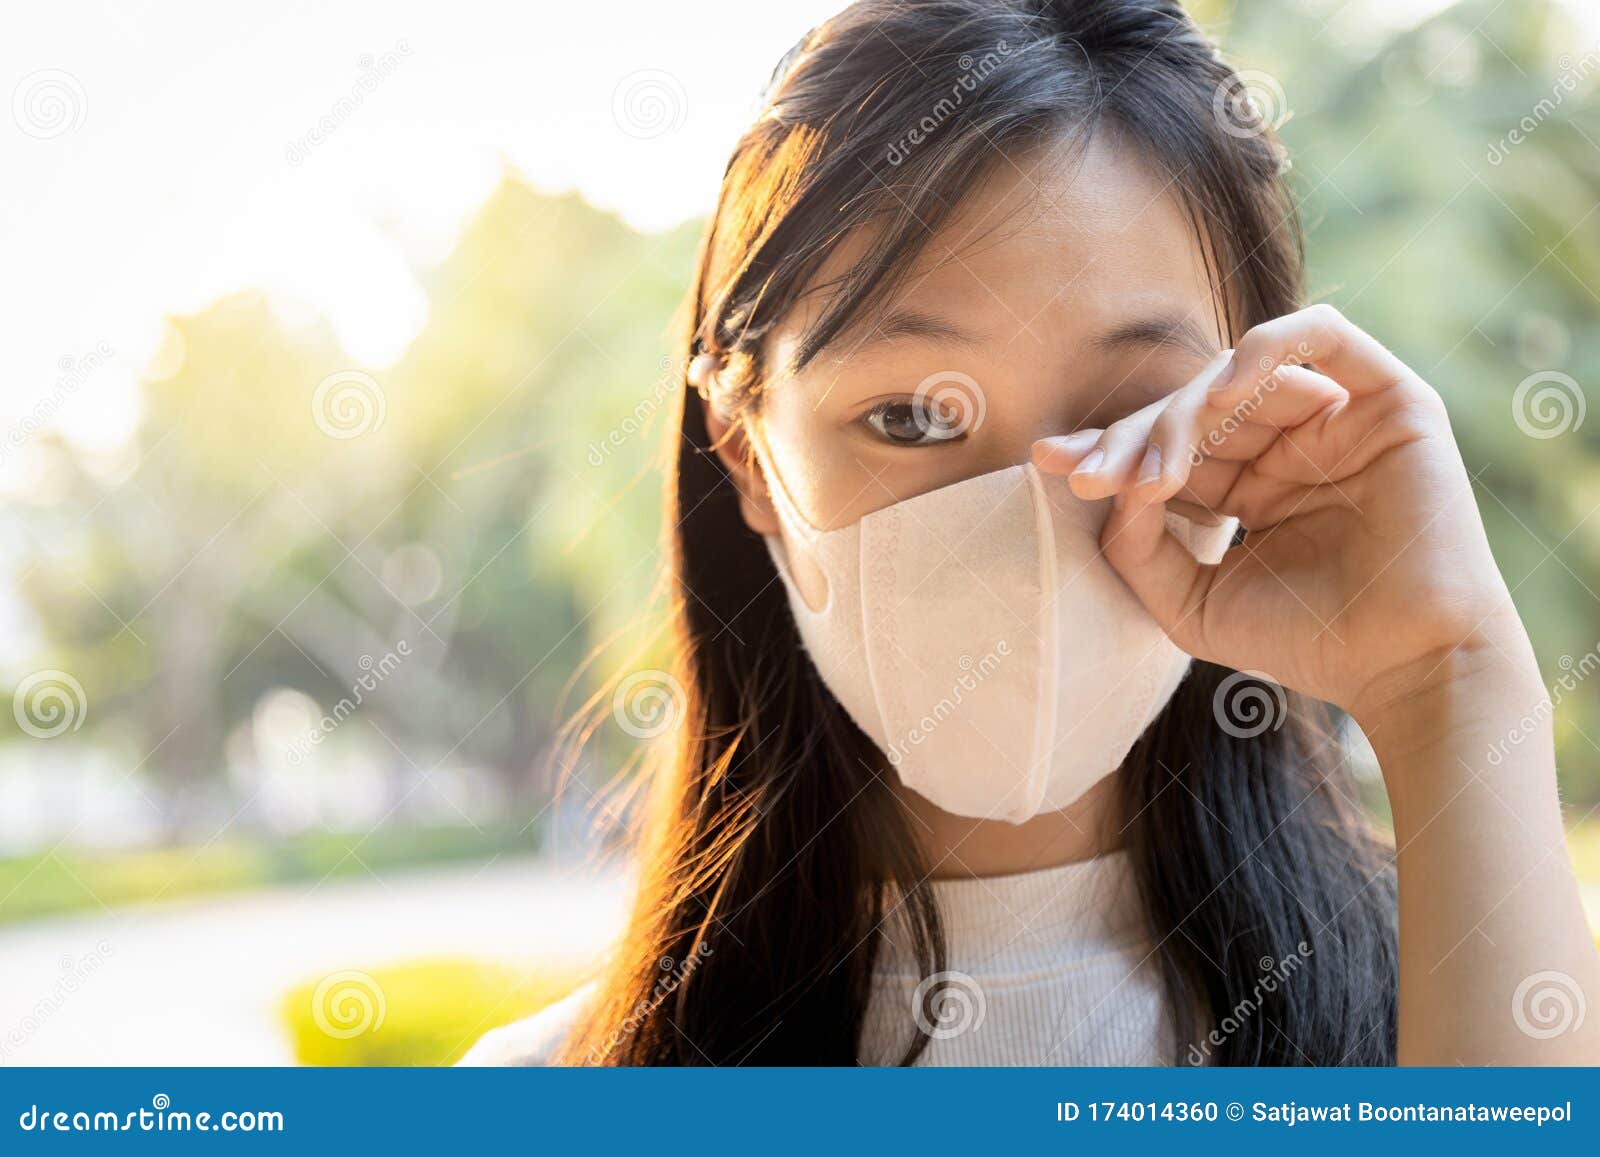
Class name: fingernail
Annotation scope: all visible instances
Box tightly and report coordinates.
[1047,429,1099,454]
[1071,447,1105,477]
[1034,431,1098,471]
[1137,444,1163,487]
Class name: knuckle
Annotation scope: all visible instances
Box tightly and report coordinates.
[1305,302,1345,328]
[1150,406,1193,451]
[1401,379,1450,422]
[1094,420,1128,450]
[1235,316,1295,373]
[1103,414,1147,448]
[1385,380,1450,437]
[1234,319,1274,356]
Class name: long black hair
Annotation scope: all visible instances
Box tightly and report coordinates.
[565,0,1397,1066]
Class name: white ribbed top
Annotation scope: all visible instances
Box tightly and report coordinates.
[460,851,1169,1066]
[861,850,1169,1065]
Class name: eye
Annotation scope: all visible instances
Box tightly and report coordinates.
[861,397,968,446]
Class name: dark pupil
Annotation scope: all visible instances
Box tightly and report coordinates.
[883,399,960,443]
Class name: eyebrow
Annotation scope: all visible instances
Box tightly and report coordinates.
[1089,314,1219,360]
[852,307,986,353]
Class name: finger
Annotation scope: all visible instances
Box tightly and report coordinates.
[1192,365,1348,463]
[1066,401,1163,499]
[1170,454,1247,513]
[1210,303,1415,408]
[1128,364,1338,511]
[1100,490,1214,660]
[1117,353,1233,500]
[1140,377,1224,500]
[1041,354,1231,496]
[1252,384,1438,485]
[1031,429,1102,474]
[1094,353,1268,503]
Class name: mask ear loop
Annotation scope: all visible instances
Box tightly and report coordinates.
[692,348,835,612]
[733,407,826,548]
[732,396,841,619]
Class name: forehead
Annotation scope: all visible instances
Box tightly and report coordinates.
[774,131,1221,368]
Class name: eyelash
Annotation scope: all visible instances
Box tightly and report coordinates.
[860,397,968,447]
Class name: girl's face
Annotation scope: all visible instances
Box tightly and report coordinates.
[725,134,1227,609]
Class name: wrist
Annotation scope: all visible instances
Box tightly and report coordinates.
[1348,610,1541,739]
[1353,632,1551,817]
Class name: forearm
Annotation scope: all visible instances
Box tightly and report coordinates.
[1359,631,1600,1065]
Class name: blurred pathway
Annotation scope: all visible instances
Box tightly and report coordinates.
[0,854,629,1065]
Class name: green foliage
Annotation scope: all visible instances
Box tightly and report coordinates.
[281,957,585,1067]
[0,823,541,926]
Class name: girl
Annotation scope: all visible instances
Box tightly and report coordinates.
[466,0,1600,1066]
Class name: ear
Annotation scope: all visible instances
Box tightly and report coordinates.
[703,397,781,537]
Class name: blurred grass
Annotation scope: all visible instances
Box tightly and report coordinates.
[282,957,585,1066]
[0,821,542,926]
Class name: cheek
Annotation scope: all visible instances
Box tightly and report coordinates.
[758,392,866,531]
[753,405,847,614]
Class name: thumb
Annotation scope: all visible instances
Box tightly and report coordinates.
[1100,490,1219,662]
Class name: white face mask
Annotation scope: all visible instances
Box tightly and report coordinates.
[759,454,1237,824]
